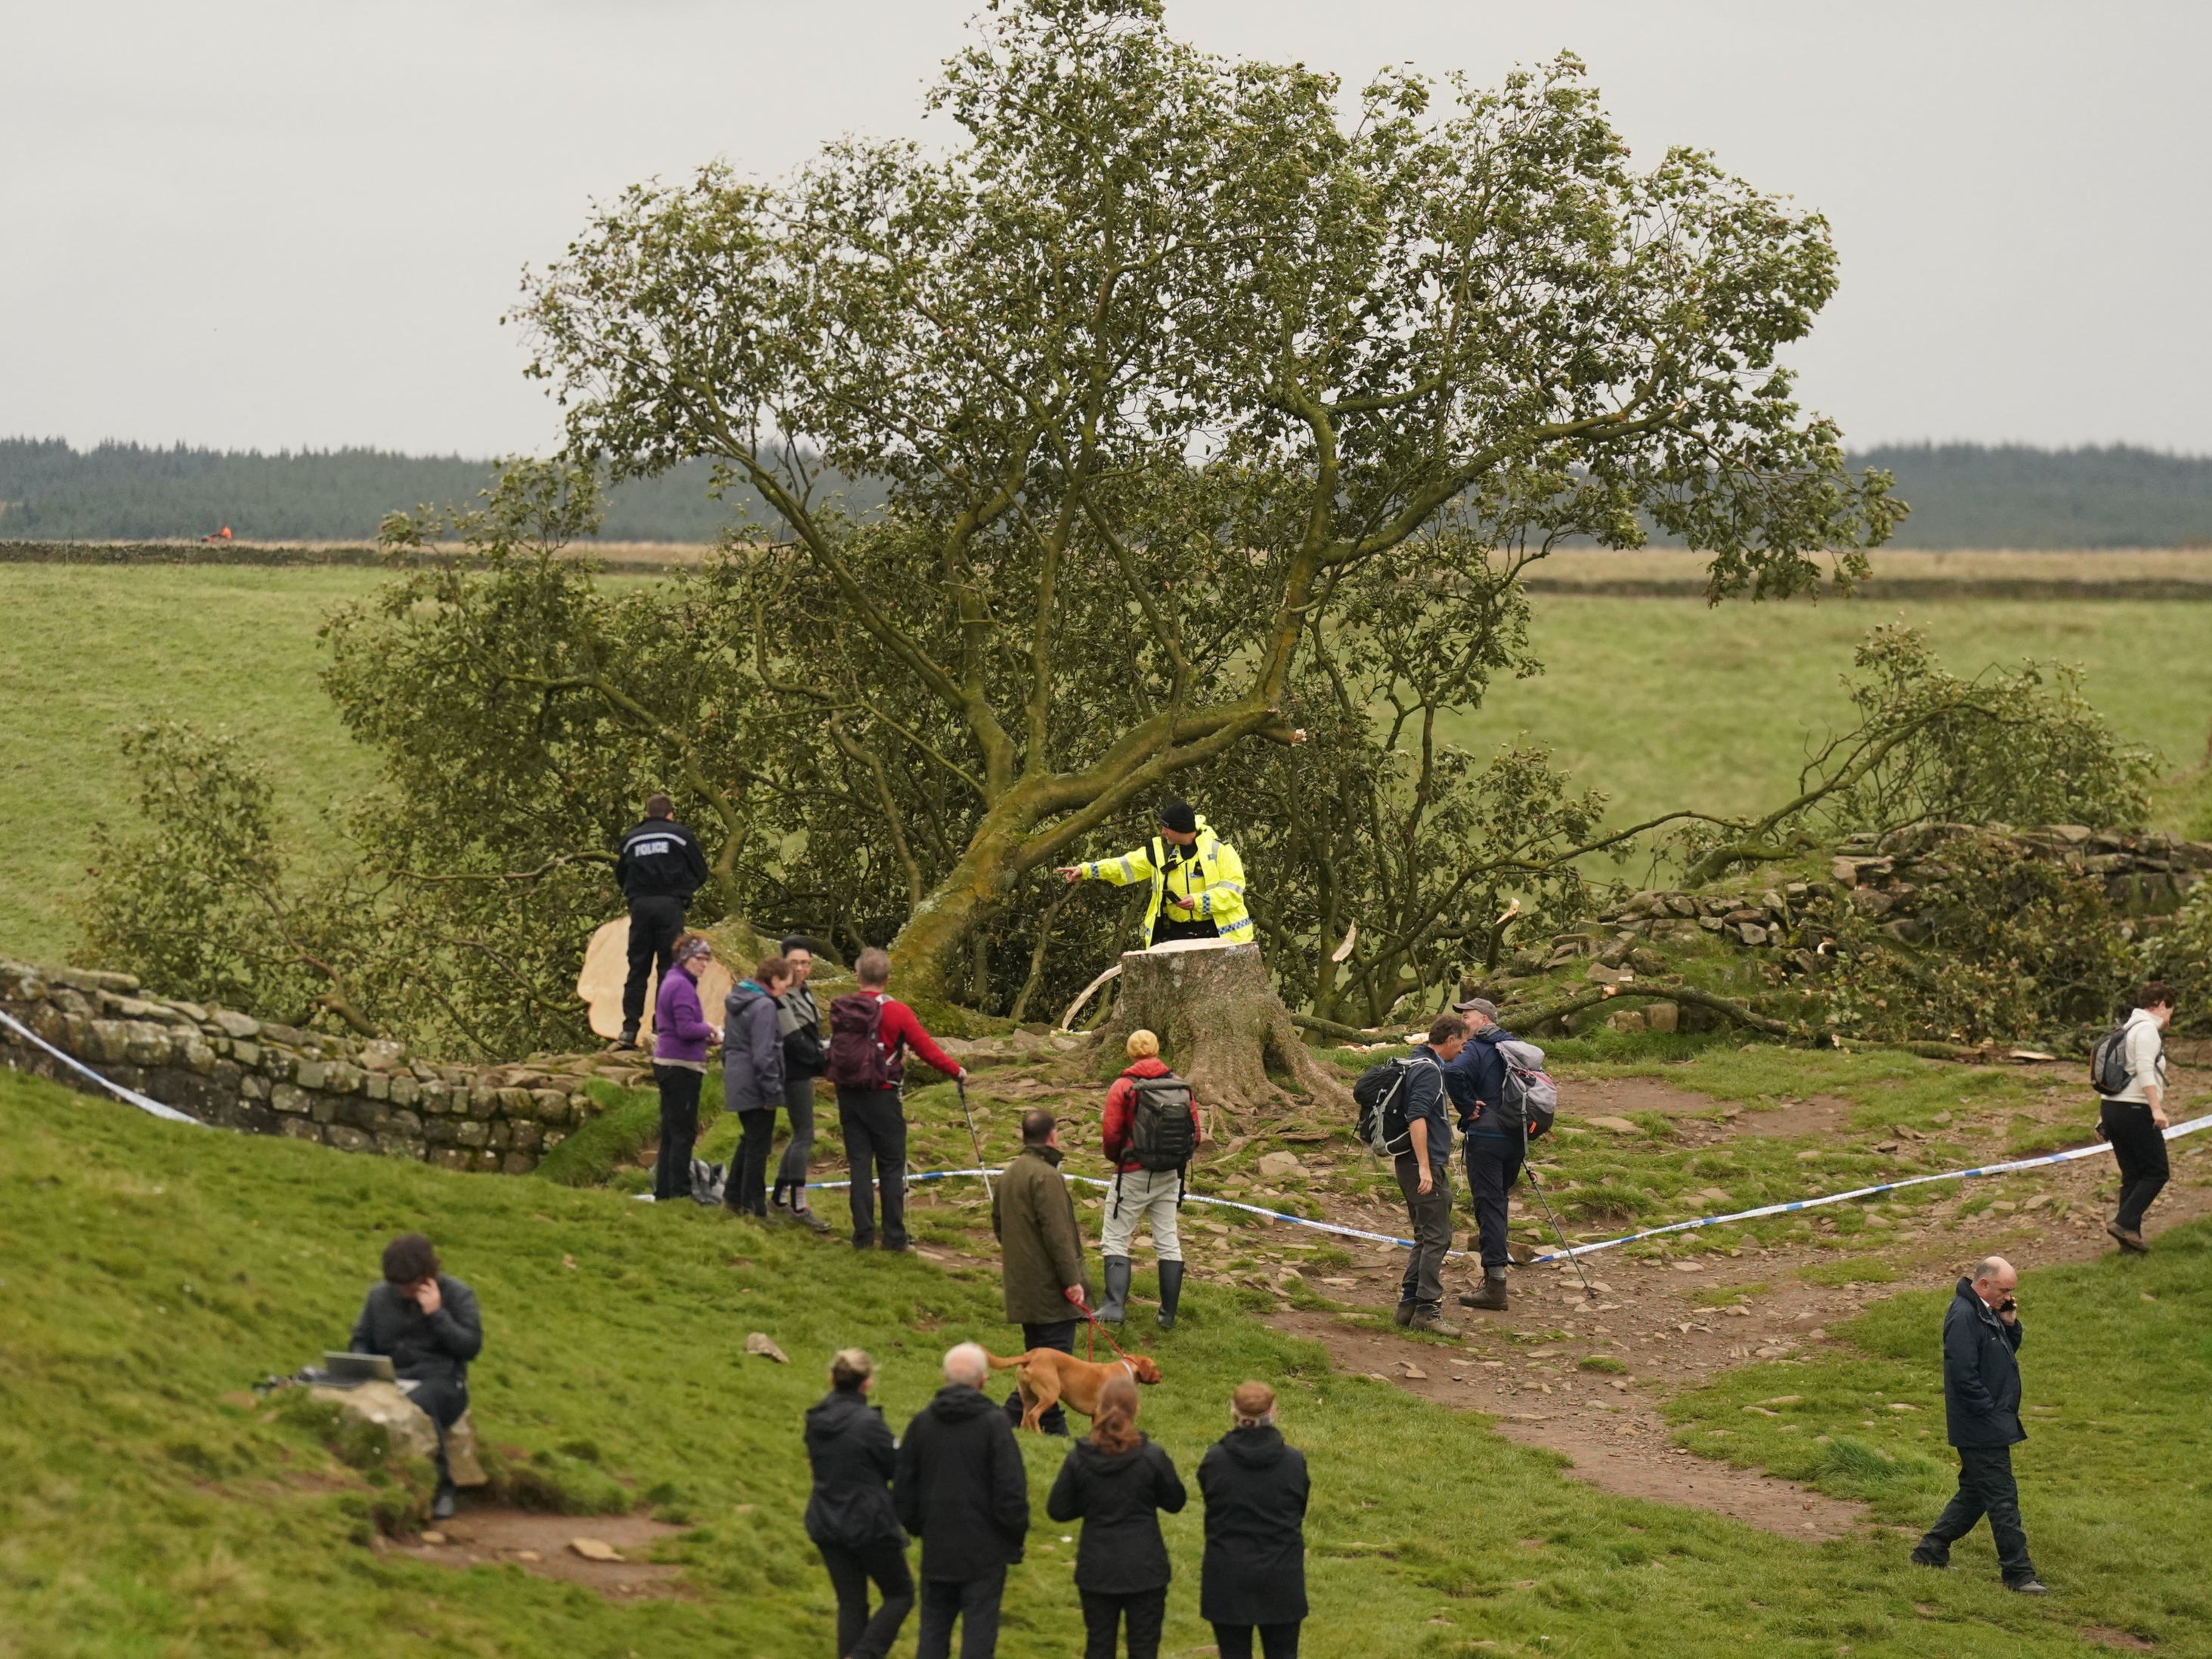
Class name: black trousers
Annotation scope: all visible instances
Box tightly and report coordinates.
[1005,1320,1075,1435]
[2102,1099,2169,1232]
[776,1073,820,1200]
[1394,1154,1452,1314]
[1462,1136,1524,1271]
[837,1087,908,1248]
[729,1108,777,1215]
[402,1373,468,1487]
[817,1539,914,1659]
[1081,1586,1168,1659]
[1212,1624,1301,1659]
[915,1567,1004,1659]
[652,1065,704,1201]
[1917,1444,2036,1583]
[621,894,686,1033]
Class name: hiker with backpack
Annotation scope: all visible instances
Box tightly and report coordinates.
[651,933,719,1202]
[826,948,969,1252]
[1442,996,1556,1314]
[2093,982,2177,1253]
[772,936,831,1233]
[1096,1029,1201,1330]
[1353,1013,1467,1337]
[725,956,794,1218]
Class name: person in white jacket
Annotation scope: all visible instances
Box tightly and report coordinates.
[2100,982,2176,1252]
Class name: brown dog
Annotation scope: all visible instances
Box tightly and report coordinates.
[986,1347,1163,1432]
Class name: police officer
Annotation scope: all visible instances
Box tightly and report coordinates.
[1057,801,1251,948]
[613,793,710,1051]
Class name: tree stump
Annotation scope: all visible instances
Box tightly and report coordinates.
[1092,939,1351,1128]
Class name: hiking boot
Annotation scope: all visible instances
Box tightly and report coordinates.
[1392,1301,1416,1328]
[2107,1221,2148,1253]
[791,1205,832,1235]
[2007,1579,2051,1595]
[432,1479,457,1521]
[1408,1312,1463,1339]
[1097,1256,1133,1325]
[608,1029,640,1053]
[1908,1548,1950,1569]
[1459,1273,1509,1312]
[1156,1260,1185,1330]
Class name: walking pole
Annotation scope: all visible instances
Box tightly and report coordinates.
[956,1075,992,1202]
[1522,1119,1598,1302]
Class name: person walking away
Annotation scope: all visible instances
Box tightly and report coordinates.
[824,948,969,1252]
[1443,997,1520,1312]
[349,1233,484,1520]
[723,956,793,1218]
[1198,1381,1310,1659]
[613,793,710,1050]
[1047,1374,1188,1659]
[2099,983,2176,1252]
[1096,1029,1200,1330]
[651,933,718,1202]
[772,935,831,1232]
[1057,800,1251,948]
[895,1342,1030,1659]
[1910,1255,2047,1592]
[805,1348,914,1659]
[1391,1014,1466,1337]
[993,1108,1092,1435]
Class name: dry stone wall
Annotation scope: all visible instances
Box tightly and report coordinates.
[0,958,605,1173]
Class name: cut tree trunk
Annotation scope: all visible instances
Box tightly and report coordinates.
[1092,939,1350,1128]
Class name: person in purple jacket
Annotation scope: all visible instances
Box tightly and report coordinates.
[725,955,794,1217]
[651,933,719,1202]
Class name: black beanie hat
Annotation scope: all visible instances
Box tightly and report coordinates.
[1159,800,1198,834]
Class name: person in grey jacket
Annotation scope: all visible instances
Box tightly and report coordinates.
[348,1232,482,1519]
[771,936,831,1232]
[805,1348,913,1659]
[1911,1256,2047,1592]
[724,956,792,1218]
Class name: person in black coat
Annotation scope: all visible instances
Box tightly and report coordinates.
[894,1342,1030,1659]
[348,1232,483,1519]
[612,792,710,1050]
[1197,1382,1310,1659]
[805,1348,914,1659]
[1910,1256,2047,1592]
[1046,1373,1187,1659]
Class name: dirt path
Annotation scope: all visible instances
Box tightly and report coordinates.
[380,1506,691,1598]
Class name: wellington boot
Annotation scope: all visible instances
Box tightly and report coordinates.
[1097,1256,1133,1324]
[1156,1260,1186,1330]
[1459,1272,1510,1312]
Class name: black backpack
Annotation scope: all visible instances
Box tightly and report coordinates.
[2090,1020,2135,1098]
[1353,1056,1430,1158]
[1128,1072,1197,1172]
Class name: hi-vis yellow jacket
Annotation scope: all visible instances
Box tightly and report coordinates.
[1078,818,1252,946]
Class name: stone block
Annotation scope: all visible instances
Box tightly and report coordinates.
[533,1089,571,1123]
[230,1041,261,1069]
[388,1108,422,1134]
[467,1088,497,1120]
[419,1081,450,1114]
[310,1094,339,1125]
[212,1009,261,1039]
[278,1119,323,1141]
[320,1063,360,1095]
[270,1083,310,1116]
[362,1038,408,1072]
[543,1130,567,1151]
[294,1060,329,1091]
[240,1072,271,1101]
[1735,922,1768,946]
[183,1039,218,1076]
[1644,1001,1679,1035]
[124,1023,174,1066]
[376,1132,426,1159]
[326,1125,374,1153]
[473,1150,503,1173]
[388,1076,419,1107]
[365,1073,389,1101]
[453,1119,490,1149]
[509,1121,543,1153]
[502,1152,537,1176]
[429,1147,474,1172]
[487,1122,512,1152]
[497,1086,534,1118]
[422,1119,457,1146]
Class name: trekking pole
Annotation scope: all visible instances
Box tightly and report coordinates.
[955,1076,992,1202]
[1522,1121,1598,1302]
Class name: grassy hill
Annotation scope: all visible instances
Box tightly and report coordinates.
[3,562,2209,964]
[5,1057,2205,1657]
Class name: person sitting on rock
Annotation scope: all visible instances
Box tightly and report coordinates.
[349,1232,483,1519]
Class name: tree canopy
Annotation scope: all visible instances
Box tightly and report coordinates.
[515,0,1897,998]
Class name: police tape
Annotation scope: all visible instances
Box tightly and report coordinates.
[0,1008,207,1126]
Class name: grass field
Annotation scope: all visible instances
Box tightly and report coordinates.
[4,565,2210,964]
[6,1057,2204,1659]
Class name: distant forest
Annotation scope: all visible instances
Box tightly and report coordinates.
[2,436,2209,549]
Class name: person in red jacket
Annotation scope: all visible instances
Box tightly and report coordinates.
[1097,1029,1201,1330]
[825,948,968,1252]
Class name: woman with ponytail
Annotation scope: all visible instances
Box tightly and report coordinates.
[1046,1373,1186,1659]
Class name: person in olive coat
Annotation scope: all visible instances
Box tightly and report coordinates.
[1910,1255,2048,1592]
[1046,1374,1187,1659]
[1197,1382,1310,1659]
[804,1348,914,1659]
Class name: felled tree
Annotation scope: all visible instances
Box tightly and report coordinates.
[517,0,1897,1001]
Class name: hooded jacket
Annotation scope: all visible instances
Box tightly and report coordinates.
[1046,1435,1187,1593]
[893,1384,1030,1580]
[1941,1277,2026,1449]
[614,816,709,903]
[722,979,785,1113]
[1076,818,1251,946]
[993,1144,1091,1323]
[1197,1423,1310,1625]
[1101,1057,1201,1175]
[1443,1024,1520,1140]
[803,1388,905,1552]
[653,961,716,1067]
[348,1275,483,1391]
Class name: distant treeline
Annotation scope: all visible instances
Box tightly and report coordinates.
[3,436,2208,548]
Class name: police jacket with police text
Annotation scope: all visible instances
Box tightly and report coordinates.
[614,817,709,903]
[1941,1277,2025,1449]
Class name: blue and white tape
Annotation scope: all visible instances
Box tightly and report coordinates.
[0,1007,206,1126]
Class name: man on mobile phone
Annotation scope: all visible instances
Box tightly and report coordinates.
[1910,1255,2047,1592]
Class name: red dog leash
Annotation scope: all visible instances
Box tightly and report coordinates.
[1064,1285,1141,1365]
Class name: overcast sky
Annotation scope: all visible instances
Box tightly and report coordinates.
[5,2,2207,458]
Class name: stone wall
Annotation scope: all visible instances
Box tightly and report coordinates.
[0,958,607,1173]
